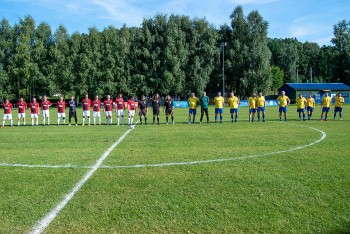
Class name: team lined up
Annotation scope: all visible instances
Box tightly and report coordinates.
[1,91,345,127]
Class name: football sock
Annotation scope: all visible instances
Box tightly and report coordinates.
[10,120,13,126]
[235,114,238,121]
[88,118,90,125]
[82,118,85,125]
[18,120,20,126]
[215,116,217,122]
[117,118,120,125]
[220,115,222,122]
[157,117,159,124]
[166,117,168,123]
[340,113,342,119]
[36,119,38,125]
[145,117,147,124]
[131,117,133,125]
[47,118,50,125]
[172,116,174,122]
[153,116,155,124]
[231,114,234,121]
[110,118,112,124]
[193,116,195,123]
[303,113,305,120]
[31,119,34,126]
[106,118,108,124]
[63,118,65,124]
[262,113,264,121]
[121,116,124,125]
[93,117,96,125]
[258,115,260,121]
[334,113,336,119]
[57,118,60,125]
[2,120,4,126]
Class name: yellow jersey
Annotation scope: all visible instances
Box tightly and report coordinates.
[296,97,307,109]
[335,96,344,107]
[228,96,239,108]
[306,97,315,108]
[277,96,290,107]
[214,96,224,108]
[256,96,265,107]
[188,97,199,109]
[321,96,332,107]
[248,97,256,109]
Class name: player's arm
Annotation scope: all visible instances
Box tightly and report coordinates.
[287,98,290,106]
[276,98,280,106]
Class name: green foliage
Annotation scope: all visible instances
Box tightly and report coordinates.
[270,65,284,92]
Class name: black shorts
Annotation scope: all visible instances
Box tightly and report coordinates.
[139,109,147,117]
[69,112,77,118]
[153,108,160,116]
[166,108,173,115]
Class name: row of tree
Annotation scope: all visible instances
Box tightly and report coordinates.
[0,6,349,100]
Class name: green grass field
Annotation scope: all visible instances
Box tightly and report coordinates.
[0,105,349,233]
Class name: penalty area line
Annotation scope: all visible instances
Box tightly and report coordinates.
[29,126,135,234]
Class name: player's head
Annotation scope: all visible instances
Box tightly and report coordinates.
[325,92,328,97]
[95,95,99,100]
[298,94,302,98]
[203,92,206,96]
[281,91,285,96]
[119,94,122,98]
[252,93,256,97]
[258,92,262,97]
[43,95,47,100]
[107,95,110,100]
[20,97,23,102]
[230,92,234,97]
[155,93,159,99]
[308,93,312,98]
[5,98,9,103]
[59,96,63,101]
[71,96,74,100]
[191,93,195,97]
[131,96,134,100]
[337,93,341,97]
[141,95,145,100]
[217,92,221,97]
[85,94,88,99]
[32,97,36,102]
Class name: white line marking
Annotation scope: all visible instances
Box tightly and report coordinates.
[101,125,326,169]
[2,124,326,170]
[29,127,135,234]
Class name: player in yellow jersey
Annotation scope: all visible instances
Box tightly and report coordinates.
[188,93,199,124]
[320,92,332,121]
[256,92,266,122]
[296,94,307,121]
[248,93,257,122]
[214,92,224,123]
[306,94,315,120]
[333,93,344,120]
[227,92,240,122]
[276,91,290,121]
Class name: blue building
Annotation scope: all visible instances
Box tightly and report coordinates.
[277,83,350,103]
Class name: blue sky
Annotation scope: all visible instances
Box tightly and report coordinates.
[1,0,349,45]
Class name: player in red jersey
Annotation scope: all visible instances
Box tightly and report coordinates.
[82,94,91,126]
[30,97,40,126]
[17,97,27,126]
[104,95,113,125]
[56,96,66,125]
[2,98,13,127]
[92,95,101,125]
[41,95,52,126]
[114,94,125,126]
[127,96,136,125]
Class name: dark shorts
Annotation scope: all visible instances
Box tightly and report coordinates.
[215,108,223,114]
[257,106,265,112]
[69,112,77,118]
[189,109,197,115]
[307,106,314,112]
[165,108,173,115]
[322,107,330,113]
[279,106,287,113]
[297,108,305,113]
[230,108,239,114]
[139,109,147,117]
[153,108,160,116]
[249,108,256,113]
[334,107,342,113]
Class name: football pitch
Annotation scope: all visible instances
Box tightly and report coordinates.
[0,106,349,233]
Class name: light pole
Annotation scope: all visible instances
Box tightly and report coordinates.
[220,42,227,97]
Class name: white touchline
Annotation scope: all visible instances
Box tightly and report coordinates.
[29,127,135,234]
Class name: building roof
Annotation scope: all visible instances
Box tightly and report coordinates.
[280,83,350,91]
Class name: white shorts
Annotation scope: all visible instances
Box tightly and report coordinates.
[3,114,12,120]
[42,110,50,118]
[128,110,135,117]
[82,110,90,117]
[105,111,112,117]
[116,109,124,116]
[93,111,101,117]
[57,113,66,118]
[30,114,38,119]
[18,113,25,118]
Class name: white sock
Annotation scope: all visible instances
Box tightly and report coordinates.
[10,120,13,126]
[88,118,90,125]
[18,120,20,126]
[117,118,119,125]
[2,120,4,126]
[130,117,133,125]
[23,120,25,126]
[106,118,108,124]
[31,119,34,126]
[110,118,112,124]
[43,118,45,125]
[36,119,38,125]
[57,118,60,125]
[47,118,50,125]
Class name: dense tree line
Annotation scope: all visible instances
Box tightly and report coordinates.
[0,6,349,101]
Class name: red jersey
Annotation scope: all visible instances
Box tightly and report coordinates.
[56,101,66,113]
[41,100,51,110]
[82,98,91,111]
[30,102,39,114]
[92,100,101,112]
[127,100,136,111]
[104,99,113,111]
[114,98,124,110]
[2,103,13,114]
[17,101,27,113]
